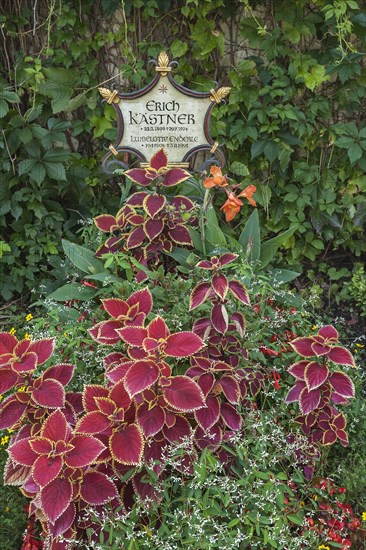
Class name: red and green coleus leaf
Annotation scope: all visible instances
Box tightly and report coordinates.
[109,423,144,465]
[94,214,118,232]
[124,168,155,187]
[28,338,56,366]
[290,337,316,357]
[0,368,19,393]
[0,331,18,353]
[189,282,211,310]
[163,414,191,444]
[124,360,160,398]
[89,320,123,345]
[65,435,106,468]
[11,352,37,373]
[328,346,356,367]
[143,218,164,241]
[168,225,192,245]
[32,454,63,487]
[162,376,205,412]
[194,395,220,430]
[211,303,228,334]
[221,402,242,430]
[82,385,109,413]
[218,375,240,404]
[288,360,309,381]
[41,409,69,441]
[228,280,250,306]
[127,288,153,316]
[328,371,355,399]
[163,167,191,187]
[118,326,147,347]
[31,378,65,409]
[8,437,38,467]
[0,395,27,430]
[164,332,204,358]
[284,381,306,404]
[48,502,76,538]
[75,411,111,434]
[299,387,321,415]
[41,476,73,524]
[195,424,222,452]
[304,362,329,391]
[42,364,75,387]
[143,194,166,218]
[126,226,146,249]
[80,471,118,505]
[137,402,165,438]
[212,273,228,300]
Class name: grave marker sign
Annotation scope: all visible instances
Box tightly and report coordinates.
[99,51,230,171]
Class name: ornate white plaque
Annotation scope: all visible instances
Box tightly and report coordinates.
[99,51,230,171]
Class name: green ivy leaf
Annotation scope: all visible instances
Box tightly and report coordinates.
[45,163,67,181]
[30,163,46,184]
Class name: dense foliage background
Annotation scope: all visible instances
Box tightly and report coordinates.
[0,0,365,308]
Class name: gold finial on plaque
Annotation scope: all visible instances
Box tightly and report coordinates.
[155,51,172,76]
[210,87,231,104]
[109,145,119,156]
[98,87,120,104]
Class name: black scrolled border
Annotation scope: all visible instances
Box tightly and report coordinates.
[101,59,226,172]
[102,147,147,174]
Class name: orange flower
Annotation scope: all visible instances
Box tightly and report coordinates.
[220,192,243,222]
[238,185,257,206]
[203,165,228,188]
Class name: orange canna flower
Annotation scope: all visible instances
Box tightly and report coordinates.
[203,165,228,188]
[220,192,243,222]
[238,185,257,206]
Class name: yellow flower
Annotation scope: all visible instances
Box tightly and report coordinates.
[24,333,31,340]
[4,507,9,513]
[9,327,16,335]
[318,545,330,550]
[1,435,9,446]
[312,325,317,331]
[63,332,68,337]
[362,511,366,521]
[25,313,33,322]
[17,386,26,393]
[0,394,3,402]
[356,343,364,348]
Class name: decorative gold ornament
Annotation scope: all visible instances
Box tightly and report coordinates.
[140,162,189,169]
[210,141,219,153]
[108,145,119,156]
[98,87,120,104]
[155,51,172,77]
[210,87,231,103]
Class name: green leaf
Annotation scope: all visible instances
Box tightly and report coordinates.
[238,209,261,262]
[286,514,304,526]
[264,141,280,162]
[43,148,70,162]
[18,159,37,176]
[0,90,20,103]
[260,227,296,268]
[227,518,241,528]
[170,40,188,58]
[30,163,46,184]
[205,205,227,246]
[47,283,98,301]
[230,161,250,176]
[62,239,105,274]
[45,162,67,181]
[271,269,300,284]
[251,140,266,159]
[0,99,9,118]
[348,143,363,164]
[167,247,192,266]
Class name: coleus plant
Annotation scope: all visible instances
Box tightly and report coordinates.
[94,149,196,281]
[285,325,356,447]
